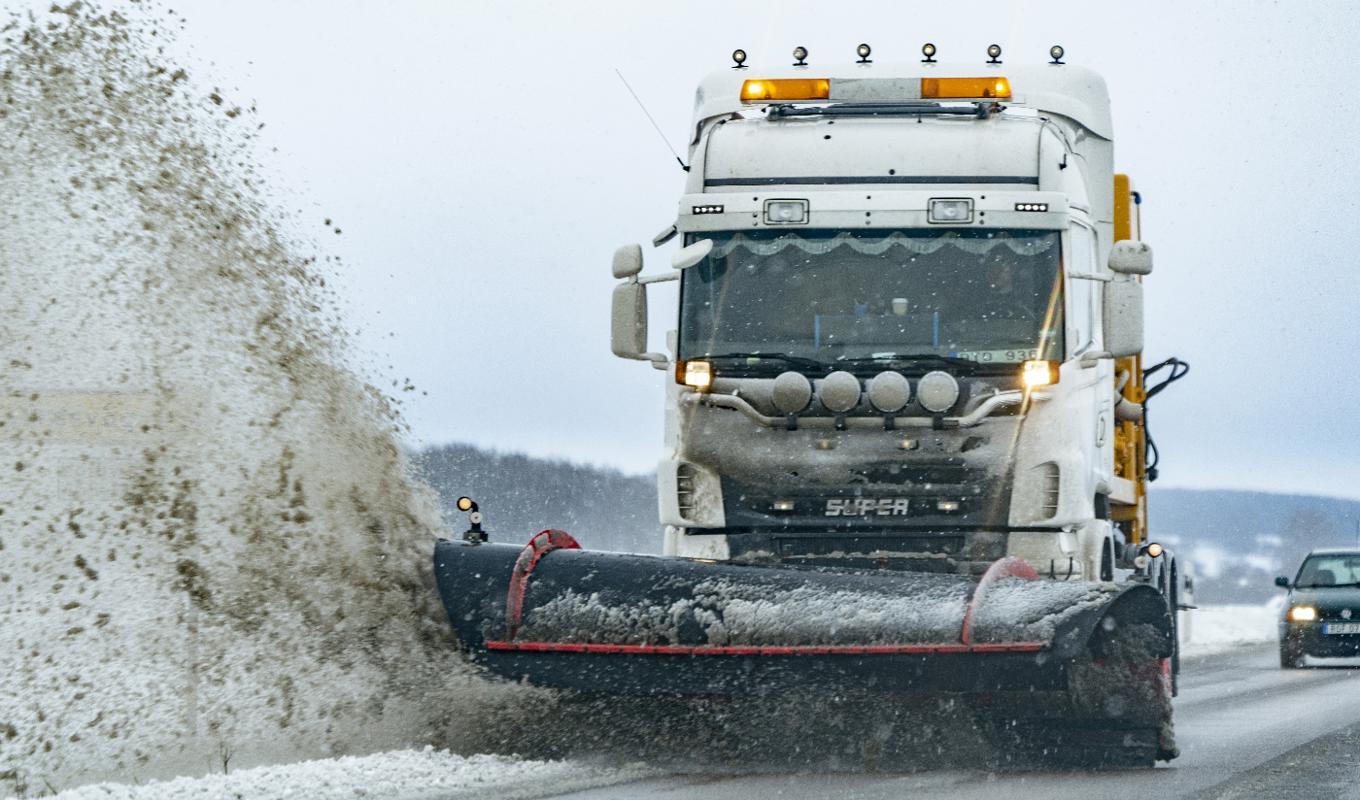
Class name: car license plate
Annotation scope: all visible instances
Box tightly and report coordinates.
[1323,622,1360,635]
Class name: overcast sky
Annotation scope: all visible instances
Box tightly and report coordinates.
[153,1,1360,499]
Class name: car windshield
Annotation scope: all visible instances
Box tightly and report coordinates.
[1295,554,1360,587]
[678,229,1064,369]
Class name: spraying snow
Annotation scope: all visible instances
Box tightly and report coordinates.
[0,4,526,794]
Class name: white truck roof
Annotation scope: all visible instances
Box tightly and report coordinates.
[690,62,1112,141]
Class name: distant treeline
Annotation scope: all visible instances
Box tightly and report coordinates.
[413,442,1360,603]
[413,442,660,554]
[1152,488,1360,602]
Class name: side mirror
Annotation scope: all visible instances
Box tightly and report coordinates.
[1103,278,1144,358]
[671,238,713,270]
[1275,576,1291,589]
[1109,240,1153,276]
[611,283,667,368]
[612,244,643,279]
[611,282,648,358]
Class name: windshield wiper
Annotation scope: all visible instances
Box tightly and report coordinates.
[1302,581,1360,589]
[834,354,981,372]
[700,352,827,370]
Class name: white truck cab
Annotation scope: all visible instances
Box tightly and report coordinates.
[613,52,1158,584]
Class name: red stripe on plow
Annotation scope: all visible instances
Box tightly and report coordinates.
[485,640,1048,656]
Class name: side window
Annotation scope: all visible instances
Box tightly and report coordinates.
[1066,225,1099,354]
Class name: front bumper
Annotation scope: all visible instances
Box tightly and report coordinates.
[1280,622,1360,657]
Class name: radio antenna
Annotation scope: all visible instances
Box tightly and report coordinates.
[614,69,689,172]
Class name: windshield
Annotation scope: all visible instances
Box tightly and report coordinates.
[678,229,1063,369]
[1295,554,1360,587]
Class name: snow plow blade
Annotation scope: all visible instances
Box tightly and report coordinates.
[433,532,1173,698]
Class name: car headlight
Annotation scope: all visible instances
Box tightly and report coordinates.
[1288,606,1317,622]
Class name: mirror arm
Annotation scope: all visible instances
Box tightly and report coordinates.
[652,224,678,247]
[1079,350,1114,369]
[638,273,679,285]
[615,350,670,369]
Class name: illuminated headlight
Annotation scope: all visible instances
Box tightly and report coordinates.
[772,499,796,512]
[1021,359,1059,388]
[676,360,713,392]
[764,199,809,225]
[1289,606,1317,622]
[936,499,960,512]
[928,198,973,224]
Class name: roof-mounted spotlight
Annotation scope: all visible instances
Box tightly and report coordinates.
[987,44,1002,64]
[792,46,808,66]
[921,42,937,63]
[1049,44,1065,64]
[856,43,872,64]
[732,49,748,69]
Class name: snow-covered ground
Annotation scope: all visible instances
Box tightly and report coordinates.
[1179,598,1282,657]
[28,748,652,800]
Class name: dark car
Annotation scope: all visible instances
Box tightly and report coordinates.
[1276,549,1360,668]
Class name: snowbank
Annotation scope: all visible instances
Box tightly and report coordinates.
[12,749,649,800]
[1179,599,1282,658]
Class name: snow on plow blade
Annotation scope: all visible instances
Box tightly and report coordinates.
[434,531,1174,697]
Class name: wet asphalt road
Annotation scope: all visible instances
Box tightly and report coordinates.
[548,645,1360,800]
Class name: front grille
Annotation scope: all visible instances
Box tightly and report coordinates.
[852,463,970,485]
[719,461,1010,530]
[1320,609,1360,621]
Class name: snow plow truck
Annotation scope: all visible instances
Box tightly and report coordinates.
[435,43,1189,766]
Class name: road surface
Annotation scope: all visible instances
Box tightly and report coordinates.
[544,645,1360,799]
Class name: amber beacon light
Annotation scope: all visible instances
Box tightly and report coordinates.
[920,77,1012,100]
[740,78,831,102]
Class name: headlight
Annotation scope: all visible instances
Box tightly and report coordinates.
[1289,606,1317,622]
[1021,359,1059,389]
[676,360,713,392]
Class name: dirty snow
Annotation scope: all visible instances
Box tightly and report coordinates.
[16,749,650,800]
[520,570,1116,647]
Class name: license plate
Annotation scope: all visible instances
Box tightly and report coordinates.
[1323,622,1360,635]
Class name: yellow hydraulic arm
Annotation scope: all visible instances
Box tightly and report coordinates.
[1109,173,1147,546]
